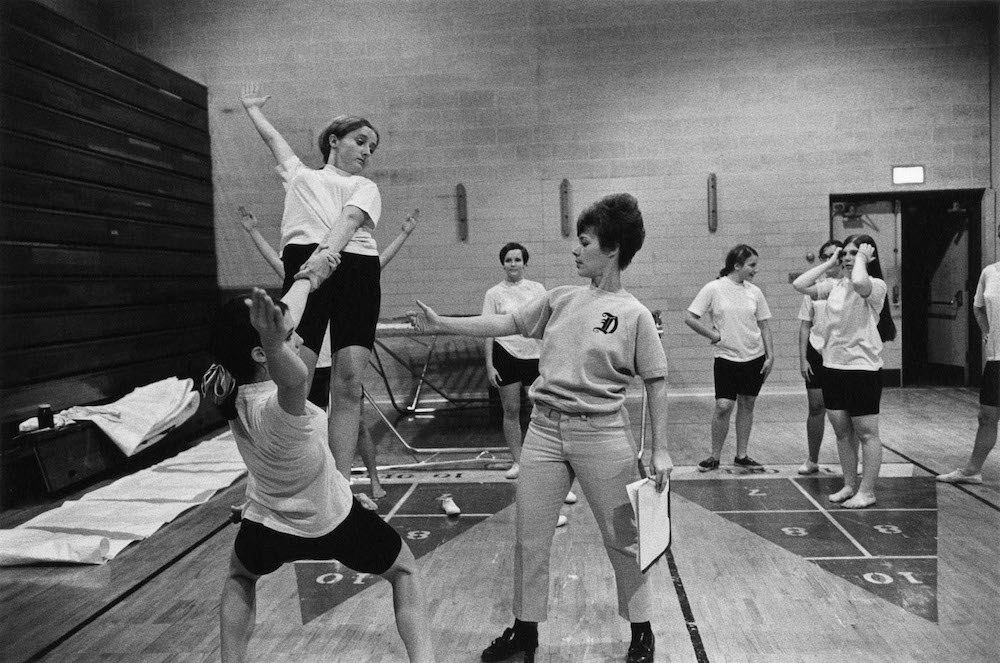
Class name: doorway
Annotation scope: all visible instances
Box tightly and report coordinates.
[829,190,984,387]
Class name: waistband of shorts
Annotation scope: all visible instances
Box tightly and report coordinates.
[535,405,620,421]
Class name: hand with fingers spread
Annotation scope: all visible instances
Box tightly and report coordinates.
[294,246,341,291]
[240,83,271,110]
[245,287,291,347]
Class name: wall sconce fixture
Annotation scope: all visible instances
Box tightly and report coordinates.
[707,173,718,232]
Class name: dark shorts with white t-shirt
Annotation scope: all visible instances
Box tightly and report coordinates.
[980,361,999,407]
[822,367,882,417]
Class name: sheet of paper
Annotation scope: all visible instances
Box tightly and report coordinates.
[626,477,671,572]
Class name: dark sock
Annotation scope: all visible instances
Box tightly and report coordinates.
[630,621,652,638]
[513,619,537,638]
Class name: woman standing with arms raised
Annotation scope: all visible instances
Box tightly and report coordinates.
[685,245,774,472]
[241,85,385,489]
[793,234,896,508]
[414,193,671,663]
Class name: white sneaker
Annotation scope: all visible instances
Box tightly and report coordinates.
[936,469,983,485]
[564,490,578,505]
[505,463,520,480]
[555,514,568,528]
[797,461,820,475]
[438,494,461,515]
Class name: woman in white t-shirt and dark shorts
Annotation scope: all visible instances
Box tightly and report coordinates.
[483,242,546,480]
[202,277,434,661]
[686,244,774,472]
[241,86,387,494]
[793,234,896,509]
[796,239,843,475]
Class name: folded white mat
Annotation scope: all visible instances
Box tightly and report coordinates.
[0,529,110,566]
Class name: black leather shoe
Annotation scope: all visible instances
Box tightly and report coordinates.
[481,626,537,662]
[626,629,654,663]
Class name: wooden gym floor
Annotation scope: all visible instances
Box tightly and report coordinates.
[1,387,997,662]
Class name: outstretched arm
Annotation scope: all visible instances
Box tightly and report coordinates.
[237,207,285,278]
[793,250,840,297]
[412,300,519,338]
[241,83,296,166]
[379,209,419,270]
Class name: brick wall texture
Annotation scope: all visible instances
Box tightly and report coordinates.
[89,0,997,389]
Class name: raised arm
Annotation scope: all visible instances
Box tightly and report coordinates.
[413,300,519,338]
[237,207,285,278]
[241,84,297,166]
[850,243,875,297]
[246,288,309,415]
[379,209,419,269]
[793,250,840,297]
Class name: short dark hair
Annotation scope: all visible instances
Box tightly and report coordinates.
[499,242,529,265]
[318,115,379,163]
[207,295,289,419]
[719,244,758,278]
[819,239,843,256]
[575,193,645,270]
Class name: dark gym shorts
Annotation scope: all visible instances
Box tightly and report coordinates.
[281,244,381,355]
[308,366,331,409]
[822,367,882,417]
[804,343,826,389]
[714,355,767,400]
[980,361,999,407]
[492,341,540,387]
[234,497,402,577]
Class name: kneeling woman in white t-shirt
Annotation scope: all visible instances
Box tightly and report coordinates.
[793,234,896,509]
[203,286,435,663]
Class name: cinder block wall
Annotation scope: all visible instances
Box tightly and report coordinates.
[96,0,994,390]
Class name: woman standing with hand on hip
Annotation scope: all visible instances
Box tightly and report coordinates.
[241,85,385,489]
[414,193,671,663]
[685,244,774,472]
[793,234,896,509]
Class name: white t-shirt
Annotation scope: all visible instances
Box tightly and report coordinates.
[231,381,353,537]
[798,278,831,352]
[514,285,668,415]
[974,263,1000,362]
[276,156,381,256]
[815,277,887,371]
[687,277,771,362]
[482,279,546,359]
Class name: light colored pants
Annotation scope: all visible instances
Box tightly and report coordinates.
[513,405,651,622]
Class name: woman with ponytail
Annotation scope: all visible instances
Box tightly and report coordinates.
[685,244,774,473]
[793,234,895,509]
[203,280,434,662]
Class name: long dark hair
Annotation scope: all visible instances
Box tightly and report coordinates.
[843,234,896,342]
[719,244,758,278]
[204,296,287,419]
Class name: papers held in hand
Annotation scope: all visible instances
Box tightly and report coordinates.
[626,477,671,573]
